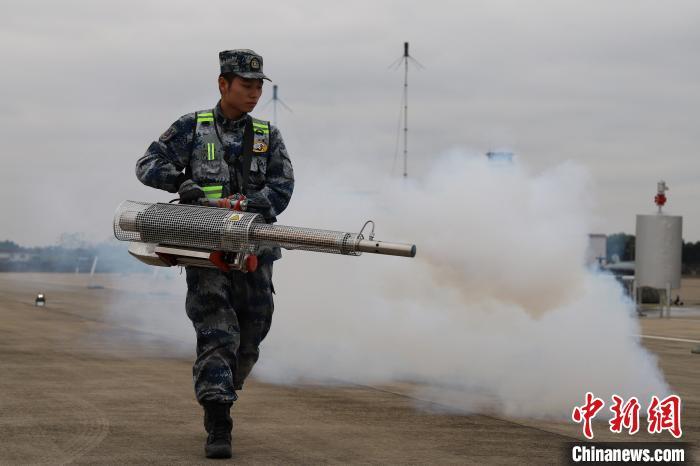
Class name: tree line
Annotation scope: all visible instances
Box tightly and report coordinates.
[2,233,699,275]
[0,235,148,273]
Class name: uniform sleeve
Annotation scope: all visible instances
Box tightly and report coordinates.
[247,125,295,220]
[135,114,196,193]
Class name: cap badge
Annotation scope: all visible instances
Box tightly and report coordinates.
[250,57,261,71]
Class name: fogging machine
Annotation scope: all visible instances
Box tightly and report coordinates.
[113,199,416,273]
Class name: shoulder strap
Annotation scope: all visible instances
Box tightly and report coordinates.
[196,110,214,123]
[185,111,203,179]
[190,110,217,155]
[188,109,224,183]
[240,115,254,195]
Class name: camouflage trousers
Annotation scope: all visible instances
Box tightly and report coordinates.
[185,262,274,404]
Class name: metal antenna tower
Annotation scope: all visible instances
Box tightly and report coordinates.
[390,42,423,177]
[262,84,292,126]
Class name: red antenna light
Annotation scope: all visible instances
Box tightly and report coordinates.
[654,181,668,213]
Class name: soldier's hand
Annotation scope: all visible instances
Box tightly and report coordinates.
[178,179,205,204]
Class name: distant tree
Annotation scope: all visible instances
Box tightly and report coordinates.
[683,241,700,275]
[607,233,635,262]
[625,235,636,261]
[0,240,21,252]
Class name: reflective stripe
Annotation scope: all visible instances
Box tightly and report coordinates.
[203,185,222,198]
[192,109,226,198]
[197,110,214,122]
[252,119,270,134]
[207,142,215,161]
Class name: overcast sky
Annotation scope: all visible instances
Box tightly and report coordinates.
[1,0,698,245]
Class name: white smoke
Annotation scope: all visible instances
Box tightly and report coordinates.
[97,270,193,357]
[104,149,669,419]
[254,150,669,418]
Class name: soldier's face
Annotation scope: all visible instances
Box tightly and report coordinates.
[219,76,263,114]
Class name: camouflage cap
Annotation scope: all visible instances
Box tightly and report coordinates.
[219,49,270,81]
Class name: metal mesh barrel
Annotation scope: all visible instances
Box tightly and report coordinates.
[114,201,262,253]
[250,224,362,255]
[113,201,364,255]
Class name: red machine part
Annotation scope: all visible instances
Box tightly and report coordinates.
[232,196,246,211]
[245,254,258,273]
[208,251,258,273]
[654,193,667,207]
[213,195,246,211]
[209,251,232,272]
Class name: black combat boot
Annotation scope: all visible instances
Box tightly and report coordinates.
[202,401,233,459]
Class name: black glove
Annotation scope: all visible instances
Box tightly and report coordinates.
[178,179,205,204]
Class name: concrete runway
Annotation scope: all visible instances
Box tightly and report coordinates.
[0,273,697,464]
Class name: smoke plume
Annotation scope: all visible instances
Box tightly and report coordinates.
[105,150,668,419]
[255,151,668,418]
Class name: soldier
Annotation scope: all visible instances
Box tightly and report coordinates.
[135,49,294,459]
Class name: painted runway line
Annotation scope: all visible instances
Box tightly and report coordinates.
[638,334,700,344]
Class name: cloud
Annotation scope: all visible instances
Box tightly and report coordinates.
[1,0,698,245]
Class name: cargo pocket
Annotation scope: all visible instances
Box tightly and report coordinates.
[192,156,229,198]
[248,155,268,189]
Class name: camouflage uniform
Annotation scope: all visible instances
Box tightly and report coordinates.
[135,53,294,404]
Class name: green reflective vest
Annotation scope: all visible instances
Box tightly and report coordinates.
[190,109,270,199]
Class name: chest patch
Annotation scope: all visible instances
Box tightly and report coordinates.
[253,141,268,153]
